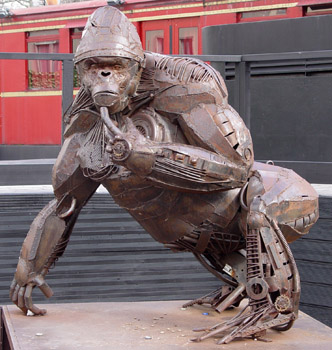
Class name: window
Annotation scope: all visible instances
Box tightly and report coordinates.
[306,4,332,16]
[27,30,60,89]
[71,28,84,87]
[71,28,83,53]
[241,9,286,19]
[179,27,198,55]
[146,30,164,54]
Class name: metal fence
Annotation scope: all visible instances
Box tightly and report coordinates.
[1,50,332,182]
[0,52,74,138]
[2,50,332,130]
[192,50,332,129]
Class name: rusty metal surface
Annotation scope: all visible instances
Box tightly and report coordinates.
[9,5,320,345]
[2,301,332,350]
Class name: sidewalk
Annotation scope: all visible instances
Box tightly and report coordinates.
[0,184,331,196]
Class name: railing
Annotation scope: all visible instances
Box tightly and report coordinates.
[0,52,74,139]
[188,50,332,129]
[1,50,332,135]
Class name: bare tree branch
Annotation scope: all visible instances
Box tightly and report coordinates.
[0,0,30,8]
[0,0,90,10]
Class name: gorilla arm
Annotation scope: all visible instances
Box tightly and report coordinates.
[10,134,99,315]
[102,105,253,192]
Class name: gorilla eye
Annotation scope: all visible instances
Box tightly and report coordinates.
[82,59,94,69]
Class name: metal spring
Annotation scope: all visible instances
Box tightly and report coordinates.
[246,227,271,310]
[246,229,261,281]
[44,237,70,272]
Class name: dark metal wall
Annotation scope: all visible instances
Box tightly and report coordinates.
[203,15,332,184]
[227,75,332,184]
[0,193,331,328]
[291,196,332,327]
[0,145,60,160]
[203,15,332,55]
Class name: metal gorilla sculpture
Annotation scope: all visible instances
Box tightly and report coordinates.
[10,6,319,344]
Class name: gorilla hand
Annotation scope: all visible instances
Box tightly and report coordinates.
[9,262,53,316]
[102,107,155,176]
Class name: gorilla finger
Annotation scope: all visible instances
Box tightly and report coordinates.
[15,287,28,314]
[25,284,46,316]
[11,284,20,303]
[17,287,25,308]
[9,279,17,299]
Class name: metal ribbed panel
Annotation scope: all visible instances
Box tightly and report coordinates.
[0,194,331,329]
[0,194,221,306]
[291,197,332,326]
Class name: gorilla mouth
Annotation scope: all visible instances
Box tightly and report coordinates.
[93,91,119,107]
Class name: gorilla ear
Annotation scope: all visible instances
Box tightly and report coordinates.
[127,66,143,96]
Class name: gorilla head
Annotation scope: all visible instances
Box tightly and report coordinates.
[74,6,145,114]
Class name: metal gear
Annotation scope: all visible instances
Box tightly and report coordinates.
[112,138,132,162]
[275,295,291,312]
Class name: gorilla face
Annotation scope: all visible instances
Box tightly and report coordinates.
[77,57,141,113]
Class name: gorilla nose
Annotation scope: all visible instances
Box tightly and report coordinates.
[100,71,111,77]
[93,91,118,107]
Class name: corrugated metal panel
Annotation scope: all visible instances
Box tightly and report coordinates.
[0,194,221,306]
[0,193,331,329]
[291,197,332,326]
[224,58,332,79]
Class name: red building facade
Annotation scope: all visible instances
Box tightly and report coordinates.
[0,0,331,145]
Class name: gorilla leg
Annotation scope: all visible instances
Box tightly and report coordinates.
[192,163,318,344]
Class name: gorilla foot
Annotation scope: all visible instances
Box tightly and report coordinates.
[191,301,295,344]
[183,285,234,309]
[183,283,245,314]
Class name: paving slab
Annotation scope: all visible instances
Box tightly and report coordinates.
[2,300,332,350]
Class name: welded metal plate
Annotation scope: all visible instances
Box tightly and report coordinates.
[2,301,332,350]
